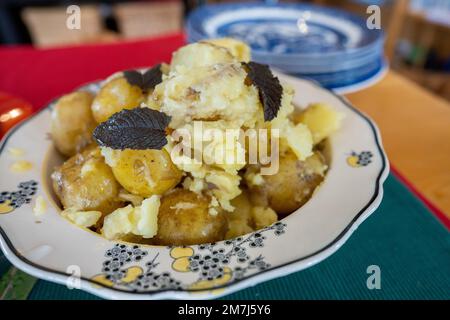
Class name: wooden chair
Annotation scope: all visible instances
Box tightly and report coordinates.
[21,5,118,48]
[113,1,183,40]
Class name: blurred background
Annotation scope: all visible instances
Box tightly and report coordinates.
[0,0,449,100]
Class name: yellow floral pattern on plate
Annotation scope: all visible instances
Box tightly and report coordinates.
[90,222,286,293]
[347,151,373,168]
[0,181,38,214]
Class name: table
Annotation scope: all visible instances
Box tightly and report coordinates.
[347,72,450,222]
[0,34,449,300]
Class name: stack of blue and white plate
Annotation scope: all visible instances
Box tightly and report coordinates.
[186,3,387,93]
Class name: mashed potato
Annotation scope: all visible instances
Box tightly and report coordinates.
[170,39,250,71]
[203,38,251,62]
[61,208,102,228]
[151,63,263,129]
[102,195,160,240]
[295,103,344,144]
[171,42,236,70]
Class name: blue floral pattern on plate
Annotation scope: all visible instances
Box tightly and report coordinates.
[188,3,383,55]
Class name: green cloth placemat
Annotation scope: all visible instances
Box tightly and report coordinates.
[1,174,449,300]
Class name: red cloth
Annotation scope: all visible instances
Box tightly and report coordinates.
[0,33,185,110]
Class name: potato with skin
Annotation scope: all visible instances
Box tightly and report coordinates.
[103,148,182,197]
[154,189,228,245]
[251,206,278,230]
[91,75,144,123]
[121,234,155,245]
[225,191,254,239]
[51,91,97,157]
[51,146,123,213]
[250,151,327,215]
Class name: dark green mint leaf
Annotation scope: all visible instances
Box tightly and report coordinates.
[123,64,163,92]
[93,107,171,150]
[243,61,283,121]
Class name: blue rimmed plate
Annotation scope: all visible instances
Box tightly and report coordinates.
[187,3,384,56]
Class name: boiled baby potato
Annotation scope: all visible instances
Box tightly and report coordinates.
[251,206,278,230]
[121,234,156,245]
[51,146,123,213]
[225,191,254,239]
[154,189,228,245]
[250,151,327,215]
[51,91,97,157]
[103,148,182,197]
[91,75,144,123]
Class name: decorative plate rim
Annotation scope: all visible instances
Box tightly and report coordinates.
[0,78,389,299]
[285,58,388,93]
[327,59,388,94]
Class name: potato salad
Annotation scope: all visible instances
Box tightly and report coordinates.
[50,38,343,245]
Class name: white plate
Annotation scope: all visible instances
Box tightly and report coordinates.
[0,74,389,300]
